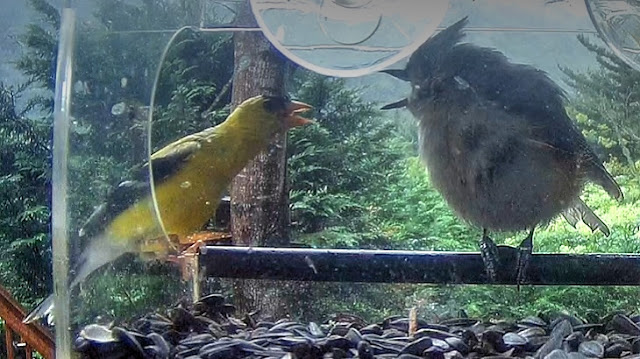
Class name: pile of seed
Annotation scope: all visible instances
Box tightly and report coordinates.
[74,294,640,359]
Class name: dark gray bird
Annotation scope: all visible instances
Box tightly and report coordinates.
[382,17,623,283]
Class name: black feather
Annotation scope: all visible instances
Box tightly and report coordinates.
[381,98,408,110]
[262,95,289,113]
[405,17,469,84]
[79,143,198,239]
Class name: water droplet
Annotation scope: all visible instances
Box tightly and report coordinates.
[180,181,192,189]
[111,102,126,115]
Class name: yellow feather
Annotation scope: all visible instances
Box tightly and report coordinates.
[107,97,280,244]
[24,95,312,324]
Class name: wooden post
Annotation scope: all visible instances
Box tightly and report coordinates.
[6,329,14,359]
[0,285,54,358]
[229,2,292,318]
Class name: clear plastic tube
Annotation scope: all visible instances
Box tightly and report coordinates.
[52,7,76,359]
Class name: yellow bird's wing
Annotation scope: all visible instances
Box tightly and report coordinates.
[148,134,203,181]
[78,136,203,240]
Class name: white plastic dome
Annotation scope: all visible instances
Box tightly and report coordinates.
[250,0,449,77]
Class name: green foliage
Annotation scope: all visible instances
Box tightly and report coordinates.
[563,35,640,165]
[76,256,184,324]
[9,0,233,324]
[151,29,233,148]
[411,284,640,323]
[0,85,51,306]
[534,164,640,254]
[288,73,411,248]
[371,157,479,251]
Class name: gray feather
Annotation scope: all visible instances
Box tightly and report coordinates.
[24,233,134,323]
[562,198,610,236]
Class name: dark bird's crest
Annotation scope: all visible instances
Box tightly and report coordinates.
[380,17,469,110]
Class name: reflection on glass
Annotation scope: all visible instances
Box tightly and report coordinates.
[586,0,640,72]
[250,0,449,76]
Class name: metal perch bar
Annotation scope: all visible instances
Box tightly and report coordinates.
[199,246,640,286]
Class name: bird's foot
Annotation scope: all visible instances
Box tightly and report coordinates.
[480,230,500,282]
[184,231,232,245]
[515,229,534,289]
[167,240,205,281]
[138,234,180,260]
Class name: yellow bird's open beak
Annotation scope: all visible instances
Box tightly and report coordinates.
[284,100,314,129]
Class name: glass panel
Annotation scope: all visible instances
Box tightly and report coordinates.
[15,0,638,356]
[64,10,180,329]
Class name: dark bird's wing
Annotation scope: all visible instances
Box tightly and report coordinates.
[78,139,201,239]
[442,44,622,201]
[579,146,623,200]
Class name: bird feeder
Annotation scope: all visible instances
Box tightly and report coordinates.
[40,1,640,358]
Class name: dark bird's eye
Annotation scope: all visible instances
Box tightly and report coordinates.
[262,95,290,113]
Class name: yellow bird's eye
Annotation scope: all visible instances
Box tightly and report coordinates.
[262,95,288,114]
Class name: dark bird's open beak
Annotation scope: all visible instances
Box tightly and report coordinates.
[381,98,409,110]
[284,100,314,128]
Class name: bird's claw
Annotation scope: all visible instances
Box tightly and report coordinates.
[480,233,500,282]
[515,232,534,289]
[138,234,181,260]
[165,240,204,281]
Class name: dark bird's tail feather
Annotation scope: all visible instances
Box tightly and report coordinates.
[562,198,610,236]
[586,164,623,201]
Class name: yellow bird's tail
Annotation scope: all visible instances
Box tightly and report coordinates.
[24,234,133,324]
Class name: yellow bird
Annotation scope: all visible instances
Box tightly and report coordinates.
[25,95,313,323]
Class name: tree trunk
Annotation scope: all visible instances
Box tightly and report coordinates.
[229,2,291,318]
